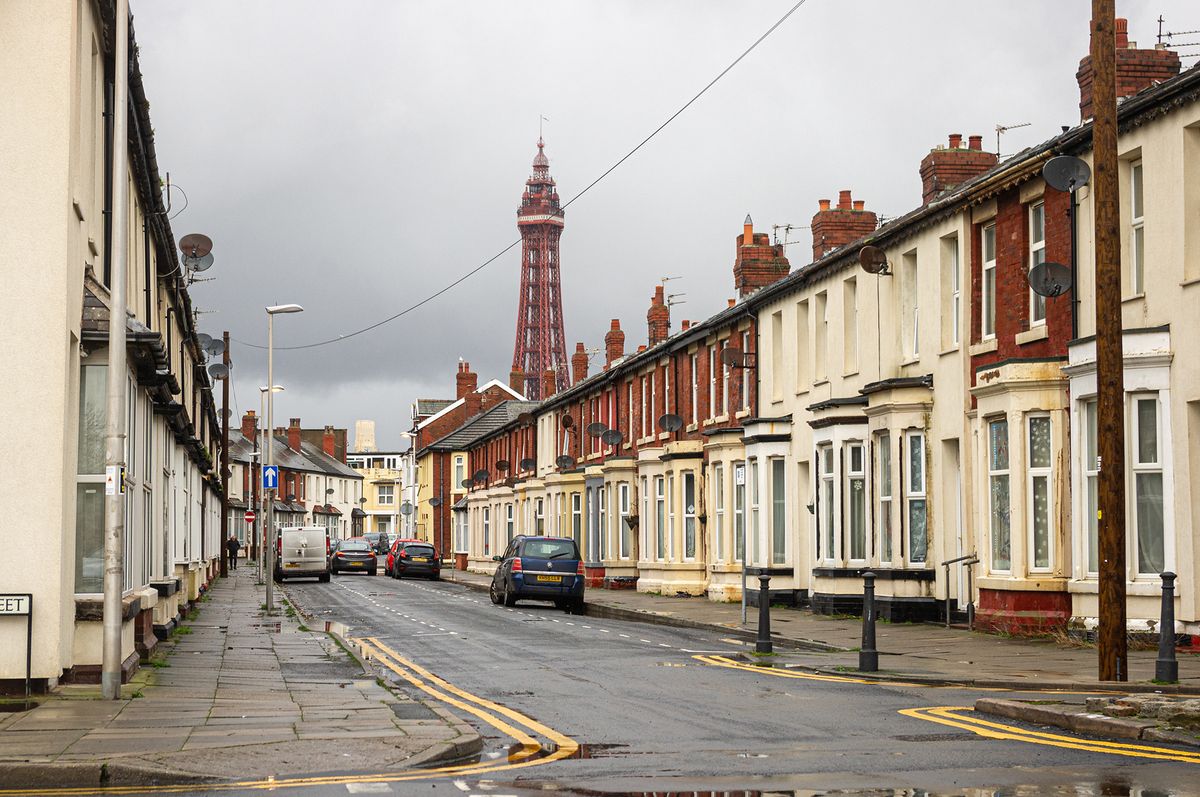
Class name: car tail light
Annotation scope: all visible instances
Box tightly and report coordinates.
[576,561,585,576]
[336,551,345,558]
[512,557,522,573]
[399,550,409,559]
[326,538,331,555]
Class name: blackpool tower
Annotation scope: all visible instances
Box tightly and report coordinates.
[512,138,569,399]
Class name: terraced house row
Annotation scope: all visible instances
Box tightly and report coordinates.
[424,26,1200,638]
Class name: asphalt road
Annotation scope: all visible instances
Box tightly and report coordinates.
[222,572,1197,796]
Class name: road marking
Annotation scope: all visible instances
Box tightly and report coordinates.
[452,781,470,792]
[346,784,393,793]
[618,633,630,638]
[900,706,1200,764]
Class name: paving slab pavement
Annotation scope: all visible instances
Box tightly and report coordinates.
[0,567,481,789]
[445,568,1200,693]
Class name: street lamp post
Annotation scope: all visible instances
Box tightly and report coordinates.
[257,385,283,583]
[265,305,303,613]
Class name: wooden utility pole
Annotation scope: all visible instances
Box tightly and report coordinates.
[219,331,231,579]
[1092,0,1128,681]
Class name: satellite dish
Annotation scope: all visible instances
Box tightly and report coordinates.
[399,502,414,516]
[601,429,623,446]
[196,333,213,350]
[586,422,608,438]
[555,455,576,470]
[560,415,575,429]
[1028,262,1073,298]
[460,478,473,489]
[495,459,510,472]
[178,233,213,258]
[658,413,684,433]
[472,469,489,483]
[1042,156,1091,193]
[208,339,225,357]
[519,457,537,471]
[858,245,890,275]
[183,252,214,272]
[207,362,229,380]
[429,497,443,507]
[720,348,743,368]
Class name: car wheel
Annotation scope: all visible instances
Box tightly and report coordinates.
[489,581,502,605]
[554,599,567,611]
[429,574,440,582]
[570,598,585,615]
[318,573,330,583]
[503,583,518,607]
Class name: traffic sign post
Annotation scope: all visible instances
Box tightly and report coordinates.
[0,594,33,703]
[262,466,279,491]
[244,509,256,525]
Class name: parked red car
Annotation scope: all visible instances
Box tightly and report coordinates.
[387,539,441,580]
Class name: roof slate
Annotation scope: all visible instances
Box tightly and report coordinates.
[422,401,539,454]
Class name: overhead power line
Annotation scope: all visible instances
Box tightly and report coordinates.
[235,0,811,352]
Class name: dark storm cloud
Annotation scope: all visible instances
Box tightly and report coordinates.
[133,0,1196,448]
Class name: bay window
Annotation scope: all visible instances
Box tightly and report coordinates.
[683,472,696,560]
[906,430,927,564]
[988,418,1011,571]
[877,433,893,564]
[770,458,786,565]
[1133,395,1164,574]
[817,445,834,562]
[847,443,866,562]
[1027,414,1053,570]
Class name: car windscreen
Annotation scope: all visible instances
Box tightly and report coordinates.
[340,542,371,553]
[403,544,435,557]
[521,539,577,559]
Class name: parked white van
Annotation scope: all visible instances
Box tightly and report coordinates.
[274,526,330,582]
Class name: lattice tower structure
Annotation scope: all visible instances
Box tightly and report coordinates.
[512,138,568,399]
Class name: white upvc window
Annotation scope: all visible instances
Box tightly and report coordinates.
[535,498,545,535]
[733,462,746,564]
[949,236,961,346]
[571,492,582,548]
[769,458,786,565]
[713,463,725,562]
[876,433,893,564]
[905,430,928,564]
[987,418,1011,572]
[597,486,606,561]
[482,507,490,556]
[640,476,649,560]
[627,382,634,443]
[650,371,658,434]
[618,482,631,559]
[1130,160,1145,294]
[667,473,676,559]
[506,503,515,544]
[1083,399,1099,574]
[1027,414,1053,571]
[641,376,649,438]
[378,484,394,505]
[847,442,866,562]
[721,340,731,416]
[748,459,760,565]
[982,223,997,339]
[453,456,465,491]
[708,346,718,419]
[1132,394,1164,575]
[654,476,666,560]
[1029,201,1047,325]
[817,445,835,563]
[741,331,752,411]
[683,471,697,560]
[664,364,671,425]
[689,353,699,425]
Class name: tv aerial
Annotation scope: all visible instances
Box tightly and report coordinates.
[858,245,890,276]
[1042,156,1091,193]
[601,429,623,447]
[1028,262,1073,298]
[657,413,683,433]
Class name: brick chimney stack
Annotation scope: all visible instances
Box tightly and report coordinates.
[455,360,478,399]
[734,215,791,297]
[647,285,670,346]
[509,367,525,396]
[1077,17,1180,121]
[571,342,589,385]
[287,418,302,452]
[322,425,336,458]
[810,192,879,261]
[604,319,625,368]
[241,410,258,440]
[464,391,482,418]
[919,134,998,204]
[541,368,557,399]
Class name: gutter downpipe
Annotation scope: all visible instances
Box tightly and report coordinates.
[101,0,131,700]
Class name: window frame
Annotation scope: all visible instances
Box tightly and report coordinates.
[876,433,893,565]
[817,444,835,564]
[733,462,746,564]
[770,457,786,565]
[987,417,1011,573]
[683,471,696,561]
[654,476,666,561]
[1026,413,1053,572]
[713,463,725,563]
[982,222,997,340]
[1130,160,1145,295]
[846,442,866,563]
[1029,201,1047,326]
[1131,393,1164,576]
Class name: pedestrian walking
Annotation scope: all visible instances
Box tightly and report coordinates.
[226,534,242,571]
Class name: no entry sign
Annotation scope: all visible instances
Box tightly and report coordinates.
[245,509,257,524]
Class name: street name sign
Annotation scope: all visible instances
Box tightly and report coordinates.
[0,594,31,615]
[0,593,33,700]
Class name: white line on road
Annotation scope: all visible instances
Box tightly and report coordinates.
[452,779,470,792]
[345,783,393,793]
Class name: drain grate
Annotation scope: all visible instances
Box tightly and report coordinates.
[892,733,984,742]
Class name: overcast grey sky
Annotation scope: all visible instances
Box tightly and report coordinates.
[134,1,1196,449]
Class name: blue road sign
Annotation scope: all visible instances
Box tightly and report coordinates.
[262,465,279,491]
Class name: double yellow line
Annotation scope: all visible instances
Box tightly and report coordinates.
[900,706,1200,765]
[695,654,1200,765]
[2,639,577,797]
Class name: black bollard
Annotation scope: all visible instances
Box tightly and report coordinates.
[1156,571,1178,683]
[756,573,773,654]
[860,571,879,672]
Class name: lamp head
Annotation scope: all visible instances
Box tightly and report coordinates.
[266,304,304,315]
[259,385,285,393]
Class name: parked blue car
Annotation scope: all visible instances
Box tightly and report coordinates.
[489,535,584,614]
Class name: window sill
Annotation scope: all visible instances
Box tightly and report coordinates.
[898,356,920,367]
[812,379,829,388]
[938,345,960,357]
[735,409,750,419]
[1122,292,1145,304]
[1181,276,1200,288]
[1016,325,1049,346]
[842,369,859,379]
[969,338,999,356]
[685,423,698,433]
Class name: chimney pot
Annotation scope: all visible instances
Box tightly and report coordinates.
[727,298,736,308]
[647,287,670,346]
[571,342,589,385]
[604,318,625,367]
[837,190,853,210]
[1115,17,1129,49]
[853,200,865,211]
[681,319,691,331]
[948,133,963,149]
[968,135,983,151]
[818,198,831,211]
[287,418,301,452]
[812,190,879,259]
[241,410,258,440]
[455,360,478,399]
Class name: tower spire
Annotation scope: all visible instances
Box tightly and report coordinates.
[512,138,568,400]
